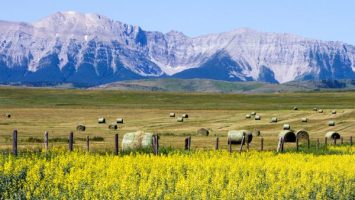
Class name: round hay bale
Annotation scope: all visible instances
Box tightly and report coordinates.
[245,114,251,119]
[177,117,184,122]
[109,123,118,130]
[197,128,209,136]
[5,113,11,118]
[76,124,86,131]
[169,113,175,117]
[283,124,291,130]
[116,118,124,124]
[182,114,189,118]
[122,131,153,151]
[328,120,335,126]
[254,115,261,120]
[332,110,337,114]
[271,117,278,123]
[325,131,340,139]
[98,117,106,124]
[252,129,261,137]
[228,130,253,144]
[318,109,323,113]
[313,108,318,111]
[279,130,296,143]
[296,130,309,140]
[293,106,298,110]
[301,118,308,122]
[251,112,256,116]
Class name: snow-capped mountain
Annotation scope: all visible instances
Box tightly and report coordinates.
[0,11,354,86]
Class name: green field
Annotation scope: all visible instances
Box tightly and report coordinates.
[0,87,354,152]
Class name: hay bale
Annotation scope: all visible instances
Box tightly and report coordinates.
[283,124,291,130]
[122,131,153,151]
[293,106,298,110]
[76,124,86,131]
[252,129,261,137]
[169,113,175,117]
[197,128,209,136]
[254,115,261,120]
[116,118,124,124]
[328,120,335,126]
[325,131,340,139]
[177,117,184,122]
[313,108,318,111]
[271,117,278,123]
[5,113,11,118]
[279,130,296,143]
[318,109,323,113]
[251,112,256,116]
[332,110,337,114]
[98,117,106,124]
[108,123,118,130]
[296,130,309,140]
[301,118,308,122]
[245,114,251,119]
[228,130,253,144]
[182,114,189,118]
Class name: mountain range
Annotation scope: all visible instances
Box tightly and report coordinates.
[0,11,355,87]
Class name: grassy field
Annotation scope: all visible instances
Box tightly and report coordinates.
[0,87,354,152]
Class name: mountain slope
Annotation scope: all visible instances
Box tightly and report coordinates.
[0,11,355,87]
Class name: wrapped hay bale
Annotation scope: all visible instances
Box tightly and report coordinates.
[122,131,153,151]
[169,113,175,117]
[182,114,189,118]
[318,109,323,113]
[301,118,308,122]
[293,106,298,110]
[332,110,337,114]
[279,130,296,143]
[76,124,86,131]
[328,120,335,126]
[296,130,309,140]
[177,117,184,122]
[197,128,209,136]
[271,117,278,123]
[109,123,118,130]
[252,129,261,137]
[250,112,256,116]
[325,131,340,140]
[283,124,291,130]
[313,108,318,111]
[254,115,261,120]
[245,114,251,119]
[5,113,11,118]
[116,118,124,124]
[98,117,106,124]
[228,130,253,144]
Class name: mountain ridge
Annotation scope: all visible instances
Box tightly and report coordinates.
[0,11,354,87]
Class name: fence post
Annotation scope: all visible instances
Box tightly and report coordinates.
[281,137,284,152]
[188,136,191,151]
[296,137,299,151]
[324,137,327,147]
[260,137,264,151]
[277,137,282,152]
[44,131,49,150]
[86,136,90,152]
[13,130,18,156]
[228,138,232,153]
[68,132,74,152]
[184,137,189,150]
[114,134,119,155]
[215,137,219,150]
[340,137,343,145]
[333,137,336,145]
[239,136,245,153]
[350,136,353,146]
[307,138,310,149]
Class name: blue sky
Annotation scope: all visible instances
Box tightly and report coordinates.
[1,0,354,44]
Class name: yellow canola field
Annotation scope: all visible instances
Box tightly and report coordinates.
[0,147,354,200]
